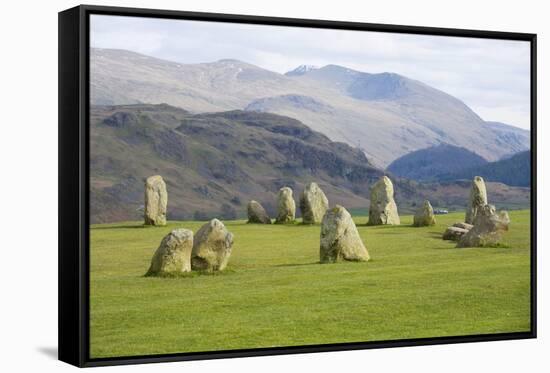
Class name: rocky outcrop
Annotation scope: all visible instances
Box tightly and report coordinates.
[367,176,400,225]
[300,182,329,224]
[275,187,296,224]
[465,176,488,224]
[413,200,436,227]
[458,204,510,248]
[191,219,234,271]
[443,227,469,241]
[146,229,193,275]
[247,200,271,224]
[320,205,370,263]
[144,175,167,226]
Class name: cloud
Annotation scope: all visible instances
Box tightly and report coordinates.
[90,15,531,129]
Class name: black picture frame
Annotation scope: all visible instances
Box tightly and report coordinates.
[58,4,537,368]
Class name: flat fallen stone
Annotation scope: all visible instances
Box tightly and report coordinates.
[442,227,468,241]
[452,222,474,230]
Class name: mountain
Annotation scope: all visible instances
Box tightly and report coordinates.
[90,104,530,223]
[284,65,318,76]
[485,121,531,156]
[437,151,531,187]
[90,48,530,167]
[90,104,383,223]
[387,144,488,181]
[388,144,531,187]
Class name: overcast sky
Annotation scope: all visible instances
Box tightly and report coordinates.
[91,15,531,129]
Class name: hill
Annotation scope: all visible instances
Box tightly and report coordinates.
[485,121,531,156]
[437,151,531,187]
[387,144,488,181]
[90,104,384,223]
[90,48,530,166]
[90,104,530,223]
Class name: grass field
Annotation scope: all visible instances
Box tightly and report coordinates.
[89,210,531,358]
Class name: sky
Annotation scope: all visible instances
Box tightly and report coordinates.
[91,15,531,130]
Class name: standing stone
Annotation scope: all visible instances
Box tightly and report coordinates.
[320,205,370,263]
[367,176,400,225]
[275,187,296,224]
[146,229,193,276]
[465,176,488,224]
[457,204,510,248]
[300,182,329,224]
[144,175,167,226]
[413,200,436,227]
[191,219,234,271]
[247,200,271,224]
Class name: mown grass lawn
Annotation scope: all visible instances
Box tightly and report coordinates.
[89,210,531,358]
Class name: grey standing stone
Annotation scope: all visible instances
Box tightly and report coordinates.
[367,176,400,225]
[320,205,370,263]
[457,204,510,248]
[247,200,271,224]
[191,219,234,271]
[300,182,329,224]
[465,176,488,224]
[275,187,296,224]
[146,229,193,276]
[144,175,167,226]
[413,200,436,227]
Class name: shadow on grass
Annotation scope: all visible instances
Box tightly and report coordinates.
[432,245,458,250]
[91,224,150,230]
[143,268,237,279]
[368,231,408,235]
[272,262,320,268]
[359,224,408,230]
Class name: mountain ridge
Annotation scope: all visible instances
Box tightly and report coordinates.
[437,150,531,187]
[387,144,489,181]
[91,48,530,166]
[90,103,530,223]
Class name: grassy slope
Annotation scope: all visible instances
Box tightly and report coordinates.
[90,211,531,358]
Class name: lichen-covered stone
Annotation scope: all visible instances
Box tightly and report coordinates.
[452,222,474,230]
[465,176,488,224]
[300,182,329,224]
[320,205,370,263]
[457,204,510,248]
[146,229,193,275]
[275,187,296,224]
[144,175,167,226]
[413,200,436,227]
[247,200,271,224]
[442,227,469,241]
[191,219,234,271]
[367,176,400,225]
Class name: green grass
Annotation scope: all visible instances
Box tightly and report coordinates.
[90,210,531,358]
